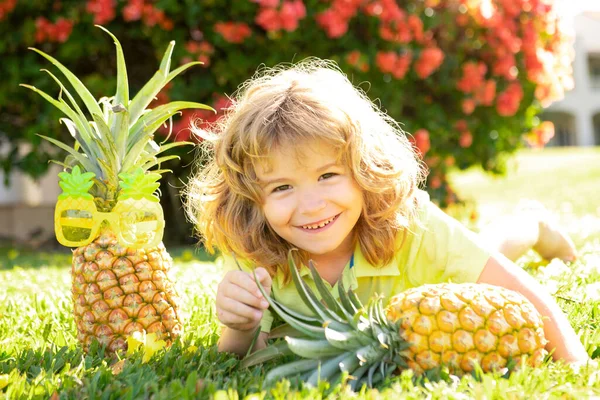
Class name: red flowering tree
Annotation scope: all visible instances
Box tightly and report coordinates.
[2,0,572,215]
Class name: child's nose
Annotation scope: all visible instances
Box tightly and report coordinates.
[298,192,326,214]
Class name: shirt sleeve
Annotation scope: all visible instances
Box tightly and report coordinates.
[404,195,492,287]
[426,203,491,282]
[218,254,275,333]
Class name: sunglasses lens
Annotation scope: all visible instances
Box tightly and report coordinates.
[119,210,160,246]
[59,208,94,242]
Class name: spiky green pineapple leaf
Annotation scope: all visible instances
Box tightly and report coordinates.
[118,167,161,202]
[127,101,213,151]
[128,38,203,126]
[95,26,129,134]
[27,47,103,118]
[25,27,206,205]
[57,165,96,200]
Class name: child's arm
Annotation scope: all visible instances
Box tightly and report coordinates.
[215,267,272,356]
[219,329,269,356]
[477,254,589,364]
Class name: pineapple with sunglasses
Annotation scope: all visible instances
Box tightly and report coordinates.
[22,27,212,353]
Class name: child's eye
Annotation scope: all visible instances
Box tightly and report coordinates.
[273,185,291,193]
[319,173,337,180]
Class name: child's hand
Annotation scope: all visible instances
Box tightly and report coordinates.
[216,267,272,332]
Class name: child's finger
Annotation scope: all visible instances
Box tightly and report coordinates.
[218,297,264,321]
[216,309,252,327]
[226,270,265,298]
[221,283,269,309]
[254,267,273,295]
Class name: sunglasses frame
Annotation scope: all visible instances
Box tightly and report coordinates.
[54,196,165,249]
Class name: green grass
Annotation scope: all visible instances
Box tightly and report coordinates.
[1,148,600,399]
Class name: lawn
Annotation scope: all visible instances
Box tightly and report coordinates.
[1,147,600,399]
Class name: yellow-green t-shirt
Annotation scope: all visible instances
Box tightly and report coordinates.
[219,190,492,333]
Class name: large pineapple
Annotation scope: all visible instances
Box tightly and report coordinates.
[243,254,548,389]
[22,27,212,353]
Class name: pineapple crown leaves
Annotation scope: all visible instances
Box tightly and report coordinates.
[241,251,408,390]
[57,165,96,200]
[20,25,214,200]
[118,167,161,203]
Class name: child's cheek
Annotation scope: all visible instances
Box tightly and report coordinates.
[263,196,295,228]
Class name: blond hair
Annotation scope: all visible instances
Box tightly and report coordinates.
[185,58,426,281]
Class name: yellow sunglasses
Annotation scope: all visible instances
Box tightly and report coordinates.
[54,196,165,248]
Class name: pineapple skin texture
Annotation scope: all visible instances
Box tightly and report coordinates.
[71,231,184,353]
[385,283,548,376]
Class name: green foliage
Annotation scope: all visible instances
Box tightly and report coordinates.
[2,0,572,210]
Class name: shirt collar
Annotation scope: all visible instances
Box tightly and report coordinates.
[274,245,399,287]
[275,262,312,288]
[352,245,400,278]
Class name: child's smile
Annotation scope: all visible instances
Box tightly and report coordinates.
[256,140,363,261]
[298,213,340,231]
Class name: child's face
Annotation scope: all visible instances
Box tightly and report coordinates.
[256,140,364,259]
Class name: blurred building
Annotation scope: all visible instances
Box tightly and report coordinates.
[543,12,600,146]
[0,144,60,244]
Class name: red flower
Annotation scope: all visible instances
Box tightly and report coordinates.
[256,8,281,31]
[280,0,306,31]
[462,98,476,115]
[496,82,523,116]
[186,40,214,67]
[407,15,424,43]
[54,18,74,43]
[454,119,468,132]
[429,175,442,189]
[123,0,144,21]
[493,53,517,80]
[456,62,487,94]
[0,0,17,22]
[35,17,51,43]
[413,129,430,156]
[215,22,252,44]
[346,50,361,67]
[459,131,473,148]
[392,53,411,79]
[475,80,496,106]
[332,0,361,19]
[376,51,396,73]
[255,0,306,33]
[316,9,348,38]
[376,51,411,79]
[34,16,74,43]
[414,47,444,79]
[525,121,554,148]
[86,0,116,25]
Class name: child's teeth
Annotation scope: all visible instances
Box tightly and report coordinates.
[303,216,334,229]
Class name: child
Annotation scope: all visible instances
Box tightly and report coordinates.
[185,59,589,365]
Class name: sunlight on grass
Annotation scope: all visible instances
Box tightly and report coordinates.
[1,148,599,399]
